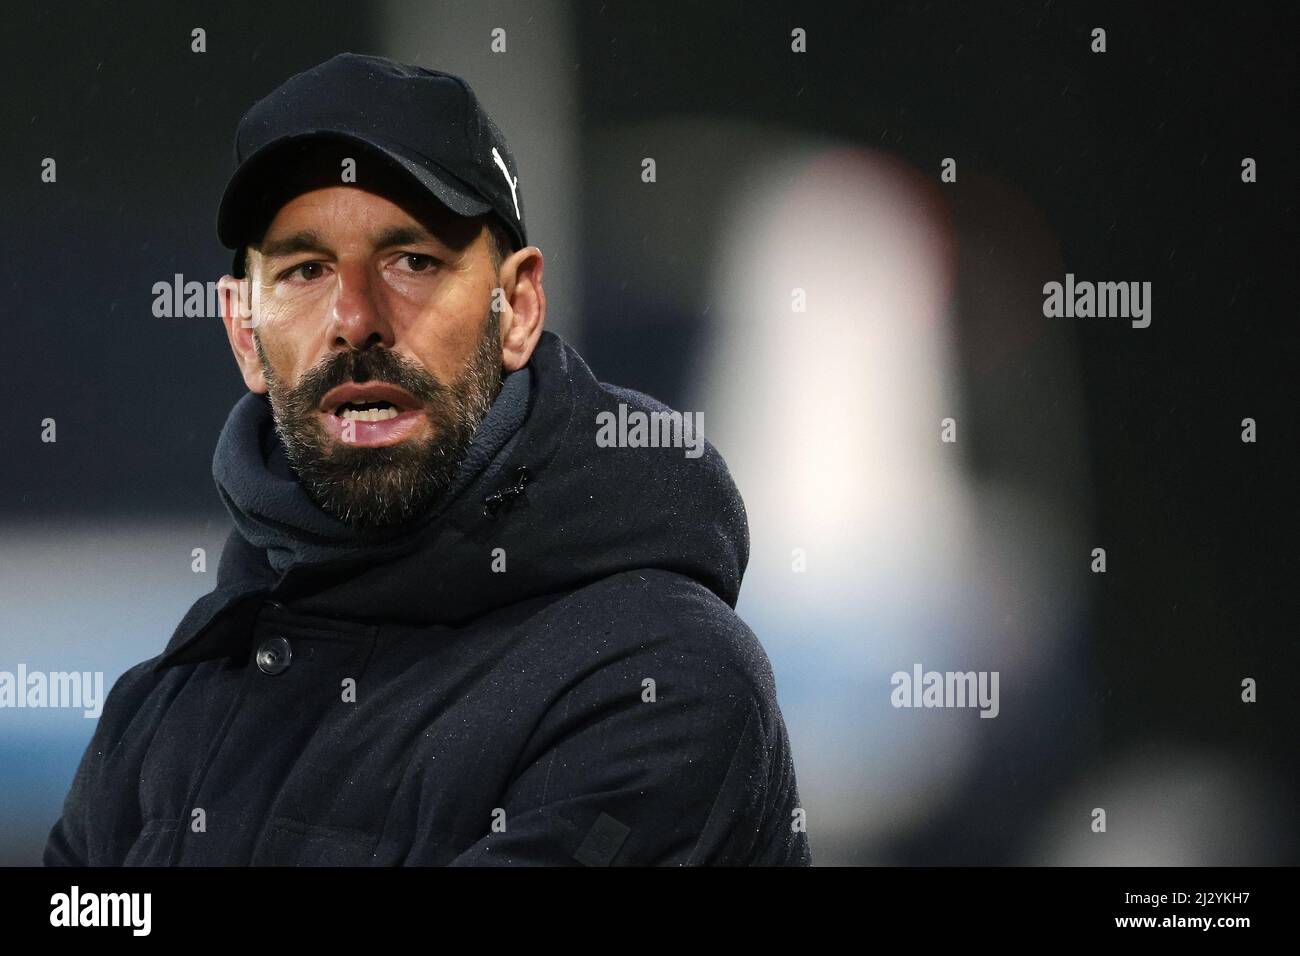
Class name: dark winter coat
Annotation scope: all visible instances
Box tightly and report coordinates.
[43,330,811,866]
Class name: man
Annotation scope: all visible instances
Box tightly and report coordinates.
[44,52,811,866]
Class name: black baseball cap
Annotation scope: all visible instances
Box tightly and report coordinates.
[218,52,527,278]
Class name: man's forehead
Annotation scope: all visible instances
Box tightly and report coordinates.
[258,183,483,254]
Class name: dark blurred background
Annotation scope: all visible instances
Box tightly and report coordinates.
[1,0,1296,865]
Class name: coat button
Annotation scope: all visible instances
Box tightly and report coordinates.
[255,636,292,676]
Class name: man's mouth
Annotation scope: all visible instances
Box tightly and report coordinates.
[333,400,402,422]
[319,381,421,414]
[316,382,428,447]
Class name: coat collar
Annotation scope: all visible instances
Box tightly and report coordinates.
[154,340,550,671]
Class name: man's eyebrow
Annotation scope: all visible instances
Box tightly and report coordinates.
[258,230,332,261]
[371,225,444,250]
[258,226,446,262]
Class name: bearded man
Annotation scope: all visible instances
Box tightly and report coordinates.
[44,52,811,867]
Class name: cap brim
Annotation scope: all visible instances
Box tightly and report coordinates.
[217,130,492,275]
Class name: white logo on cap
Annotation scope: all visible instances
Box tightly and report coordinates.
[491,147,520,220]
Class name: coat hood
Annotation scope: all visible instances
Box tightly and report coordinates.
[157,330,749,669]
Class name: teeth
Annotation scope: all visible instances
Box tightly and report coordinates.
[339,407,400,422]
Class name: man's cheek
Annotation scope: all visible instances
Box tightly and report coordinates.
[252,286,304,332]
[255,335,300,395]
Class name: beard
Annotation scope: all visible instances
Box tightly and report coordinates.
[254,307,503,531]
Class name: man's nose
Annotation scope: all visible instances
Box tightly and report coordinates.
[327,260,395,350]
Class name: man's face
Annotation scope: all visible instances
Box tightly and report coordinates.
[242,180,505,530]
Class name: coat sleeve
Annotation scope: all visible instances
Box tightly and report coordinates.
[439,608,811,867]
[43,659,159,866]
[43,763,91,866]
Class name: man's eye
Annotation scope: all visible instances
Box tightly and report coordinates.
[282,262,324,282]
[400,254,437,272]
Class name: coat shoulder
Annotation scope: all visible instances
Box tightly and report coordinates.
[545,567,781,707]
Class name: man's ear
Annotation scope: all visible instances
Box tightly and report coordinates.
[497,245,545,373]
[217,273,268,394]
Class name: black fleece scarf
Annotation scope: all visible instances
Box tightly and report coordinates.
[213,365,532,578]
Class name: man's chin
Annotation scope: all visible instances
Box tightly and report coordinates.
[310,424,479,529]
[302,465,444,530]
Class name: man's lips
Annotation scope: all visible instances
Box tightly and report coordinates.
[316,380,427,448]
[318,381,421,414]
[320,406,426,447]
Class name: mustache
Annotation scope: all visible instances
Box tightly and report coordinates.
[292,348,446,408]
